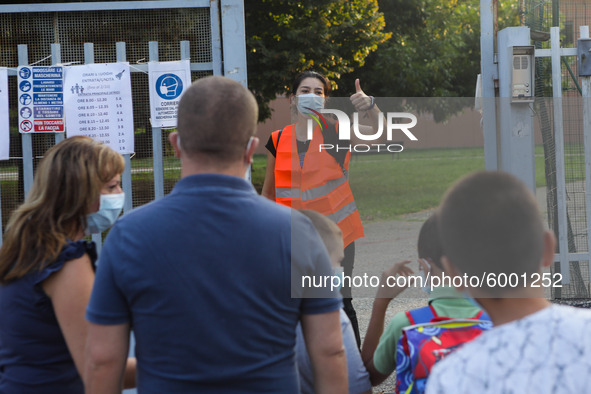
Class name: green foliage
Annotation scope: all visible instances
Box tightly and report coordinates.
[245,0,390,120]
[335,0,520,121]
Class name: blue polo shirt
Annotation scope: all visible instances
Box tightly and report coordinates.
[87,174,340,393]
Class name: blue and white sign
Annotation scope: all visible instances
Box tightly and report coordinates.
[156,74,184,100]
[64,63,134,154]
[0,67,8,160]
[148,60,191,128]
[17,66,65,133]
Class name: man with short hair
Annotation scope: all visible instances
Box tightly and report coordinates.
[426,170,591,393]
[84,76,347,393]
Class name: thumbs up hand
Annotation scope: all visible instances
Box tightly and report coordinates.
[350,78,375,112]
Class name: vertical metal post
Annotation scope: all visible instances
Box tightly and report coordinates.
[149,41,165,201]
[219,0,250,180]
[180,40,191,62]
[116,45,136,390]
[497,27,536,193]
[52,43,65,144]
[18,45,34,197]
[550,27,570,284]
[83,43,103,253]
[481,0,499,170]
[0,178,3,248]
[580,26,591,282]
[220,0,248,86]
[210,0,223,76]
[84,42,94,65]
[116,42,133,214]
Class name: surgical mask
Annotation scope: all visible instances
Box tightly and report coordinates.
[418,258,432,295]
[297,93,324,115]
[86,193,125,234]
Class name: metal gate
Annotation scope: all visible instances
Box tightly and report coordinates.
[482,0,591,299]
[532,26,591,299]
[0,0,247,248]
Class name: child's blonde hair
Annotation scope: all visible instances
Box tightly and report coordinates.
[298,209,342,255]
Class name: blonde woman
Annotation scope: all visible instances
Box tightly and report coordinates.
[0,136,135,393]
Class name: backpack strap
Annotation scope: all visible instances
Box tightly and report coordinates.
[405,305,437,325]
[272,128,283,150]
[474,310,491,321]
[401,305,437,356]
[406,305,491,325]
[319,122,347,171]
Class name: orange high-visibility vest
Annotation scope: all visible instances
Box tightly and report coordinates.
[272,124,364,247]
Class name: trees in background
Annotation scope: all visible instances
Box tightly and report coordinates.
[246,0,520,121]
[245,0,389,120]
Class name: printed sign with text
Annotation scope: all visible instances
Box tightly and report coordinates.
[0,67,8,160]
[17,65,65,133]
[64,63,134,154]
[148,60,191,128]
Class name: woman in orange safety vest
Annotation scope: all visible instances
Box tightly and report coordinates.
[261,71,385,346]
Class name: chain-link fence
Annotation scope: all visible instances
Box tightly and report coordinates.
[1,4,217,236]
[524,0,591,299]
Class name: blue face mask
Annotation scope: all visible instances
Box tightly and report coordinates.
[297,93,324,115]
[86,193,125,234]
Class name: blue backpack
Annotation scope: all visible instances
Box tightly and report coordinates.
[395,305,492,394]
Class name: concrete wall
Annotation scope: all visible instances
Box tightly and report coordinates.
[255,97,486,153]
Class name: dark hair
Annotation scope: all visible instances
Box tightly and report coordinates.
[417,213,444,270]
[438,171,545,295]
[291,71,331,96]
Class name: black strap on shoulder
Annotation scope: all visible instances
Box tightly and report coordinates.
[320,122,347,170]
[276,129,283,147]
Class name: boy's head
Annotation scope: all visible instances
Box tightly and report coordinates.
[417,213,444,271]
[298,210,343,267]
[438,171,555,296]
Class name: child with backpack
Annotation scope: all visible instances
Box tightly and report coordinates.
[361,213,490,393]
[426,171,591,393]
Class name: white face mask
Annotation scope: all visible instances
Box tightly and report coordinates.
[297,93,324,115]
[86,193,125,234]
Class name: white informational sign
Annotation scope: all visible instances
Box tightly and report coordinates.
[148,60,191,128]
[0,67,8,160]
[64,63,134,154]
[17,65,65,133]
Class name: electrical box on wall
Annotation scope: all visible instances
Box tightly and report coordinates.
[511,46,535,103]
[577,38,591,76]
